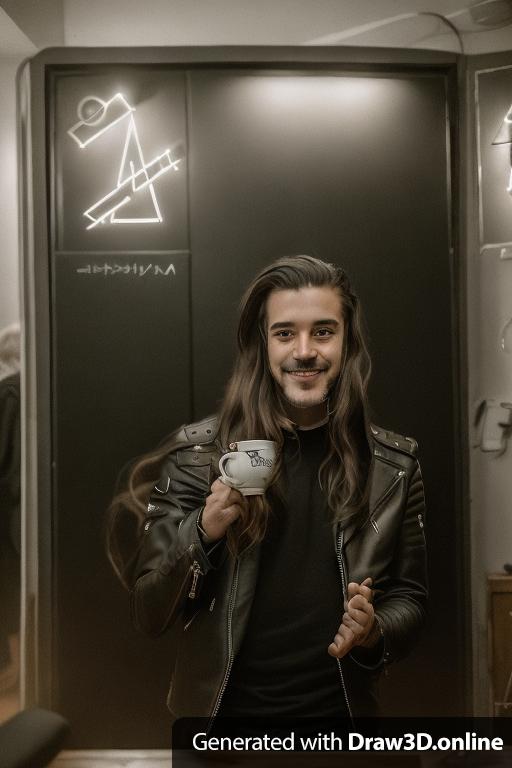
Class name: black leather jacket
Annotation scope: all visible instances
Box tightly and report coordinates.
[130,415,427,722]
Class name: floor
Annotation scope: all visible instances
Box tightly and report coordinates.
[48,753,421,768]
[47,752,512,768]
[49,751,172,767]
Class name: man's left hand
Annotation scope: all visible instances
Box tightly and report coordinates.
[328,577,376,659]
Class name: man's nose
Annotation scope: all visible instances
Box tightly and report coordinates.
[292,334,318,360]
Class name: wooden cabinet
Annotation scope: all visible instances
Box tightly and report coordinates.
[488,575,512,714]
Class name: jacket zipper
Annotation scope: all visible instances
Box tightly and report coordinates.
[183,609,199,632]
[369,470,405,529]
[209,558,240,728]
[372,453,404,471]
[189,561,203,599]
[157,546,196,633]
[335,528,354,725]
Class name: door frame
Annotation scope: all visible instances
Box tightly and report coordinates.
[18,44,468,716]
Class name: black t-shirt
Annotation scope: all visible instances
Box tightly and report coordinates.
[218,423,349,718]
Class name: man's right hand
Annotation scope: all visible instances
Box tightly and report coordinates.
[200,478,248,542]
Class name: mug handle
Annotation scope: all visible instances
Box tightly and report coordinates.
[218,452,241,487]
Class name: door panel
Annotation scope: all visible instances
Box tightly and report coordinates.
[188,69,457,715]
[49,67,191,747]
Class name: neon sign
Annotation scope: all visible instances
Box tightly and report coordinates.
[67,93,180,229]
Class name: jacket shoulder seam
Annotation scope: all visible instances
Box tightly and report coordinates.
[370,424,418,457]
[183,415,219,445]
[162,416,219,453]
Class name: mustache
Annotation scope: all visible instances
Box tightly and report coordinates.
[282,362,329,373]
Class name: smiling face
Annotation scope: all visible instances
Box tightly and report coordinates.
[265,285,345,427]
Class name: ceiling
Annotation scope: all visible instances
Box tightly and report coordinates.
[1,0,512,57]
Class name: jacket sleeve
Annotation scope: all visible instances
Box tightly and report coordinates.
[129,443,225,638]
[350,458,428,670]
[375,459,428,664]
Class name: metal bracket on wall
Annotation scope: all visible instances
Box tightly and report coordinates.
[501,317,512,352]
[473,399,512,454]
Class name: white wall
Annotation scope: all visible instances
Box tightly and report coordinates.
[0,8,36,331]
[468,245,512,713]
[62,0,512,52]
[62,0,449,47]
[0,56,25,330]
[0,0,64,49]
[466,64,512,713]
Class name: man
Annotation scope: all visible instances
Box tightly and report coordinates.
[0,324,21,695]
[126,255,427,724]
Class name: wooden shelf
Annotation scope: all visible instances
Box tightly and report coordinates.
[488,575,512,715]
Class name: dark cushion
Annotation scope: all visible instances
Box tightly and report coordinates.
[0,708,69,768]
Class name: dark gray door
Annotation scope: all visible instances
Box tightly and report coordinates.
[38,58,460,747]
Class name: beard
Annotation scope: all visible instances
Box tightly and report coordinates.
[276,366,337,410]
[280,385,330,409]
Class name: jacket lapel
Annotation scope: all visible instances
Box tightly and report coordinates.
[338,455,401,548]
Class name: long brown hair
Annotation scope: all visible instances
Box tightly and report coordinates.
[107,255,372,585]
[106,427,185,588]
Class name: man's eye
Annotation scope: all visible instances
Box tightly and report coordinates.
[275,330,292,339]
[315,328,334,337]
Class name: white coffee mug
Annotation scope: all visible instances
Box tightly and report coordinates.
[218,439,277,495]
